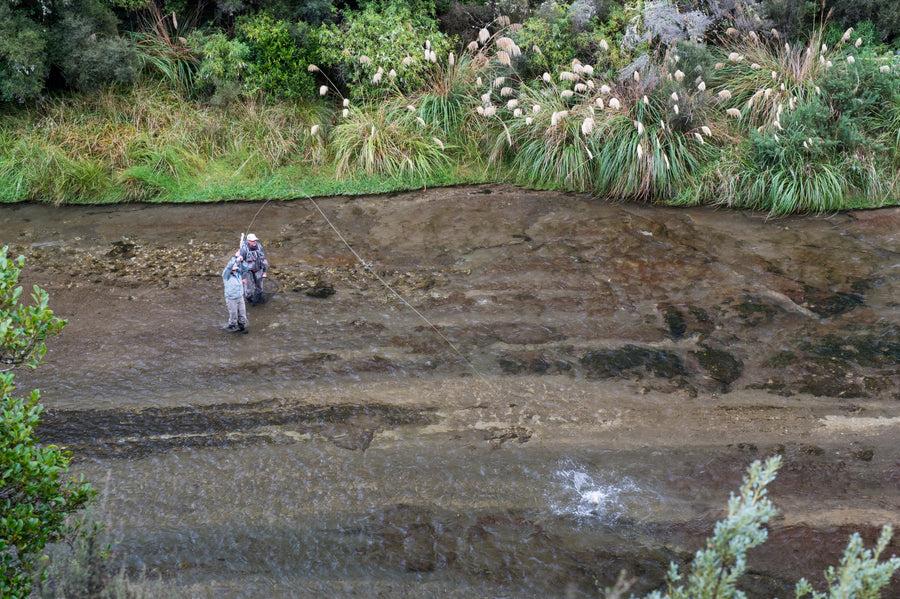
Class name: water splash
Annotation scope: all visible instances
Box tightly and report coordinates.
[550,462,649,520]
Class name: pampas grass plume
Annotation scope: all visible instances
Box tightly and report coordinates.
[726,108,742,118]
[599,39,609,51]
[311,124,319,135]
[433,137,444,150]
[308,64,319,72]
[609,97,621,109]
[478,28,489,43]
[581,117,594,135]
[718,89,732,100]
[561,90,575,98]
[319,85,328,96]
[674,70,684,81]
[342,108,349,118]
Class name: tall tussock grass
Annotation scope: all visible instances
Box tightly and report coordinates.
[1,13,899,212]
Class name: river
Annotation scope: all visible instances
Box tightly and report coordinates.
[5,184,900,597]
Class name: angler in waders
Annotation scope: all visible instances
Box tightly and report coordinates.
[222,253,248,334]
[240,233,268,305]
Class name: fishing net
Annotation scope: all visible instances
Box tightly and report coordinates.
[248,276,280,305]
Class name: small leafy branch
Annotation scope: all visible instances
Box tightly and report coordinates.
[0,247,67,372]
[1,246,94,598]
[634,455,900,599]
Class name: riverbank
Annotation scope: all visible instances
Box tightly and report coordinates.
[8,185,900,596]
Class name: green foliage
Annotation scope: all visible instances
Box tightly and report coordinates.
[0,252,66,371]
[1,247,95,598]
[0,0,139,102]
[236,12,317,100]
[641,456,900,599]
[0,3,48,102]
[315,1,452,97]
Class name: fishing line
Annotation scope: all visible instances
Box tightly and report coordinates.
[292,190,495,389]
[245,198,274,237]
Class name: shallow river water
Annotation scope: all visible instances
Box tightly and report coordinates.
[5,185,900,597]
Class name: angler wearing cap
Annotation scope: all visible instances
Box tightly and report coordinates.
[240,233,268,304]
[222,253,248,333]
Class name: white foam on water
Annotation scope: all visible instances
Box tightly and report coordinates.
[549,462,652,520]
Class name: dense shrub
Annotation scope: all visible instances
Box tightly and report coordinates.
[236,12,318,100]
[0,0,138,102]
[315,0,453,97]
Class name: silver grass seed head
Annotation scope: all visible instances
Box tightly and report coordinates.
[308,64,319,72]
[319,85,328,96]
[467,41,479,52]
[560,71,577,82]
[855,38,863,48]
[497,51,511,66]
[342,98,350,107]
[433,137,444,150]
[500,86,514,97]
[599,39,609,51]
[492,76,506,88]
[359,55,371,64]
[561,90,575,98]
[542,72,552,83]
[478,28,489,43]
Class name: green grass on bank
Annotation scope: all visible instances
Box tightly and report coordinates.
[3,20,900,215]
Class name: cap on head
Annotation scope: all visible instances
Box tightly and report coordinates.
[247,234,258,242]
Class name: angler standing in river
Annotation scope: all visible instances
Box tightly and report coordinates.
[222,253,249,334]
[240,233,268,305]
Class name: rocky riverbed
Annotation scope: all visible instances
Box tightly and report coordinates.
[6,184,900,596]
